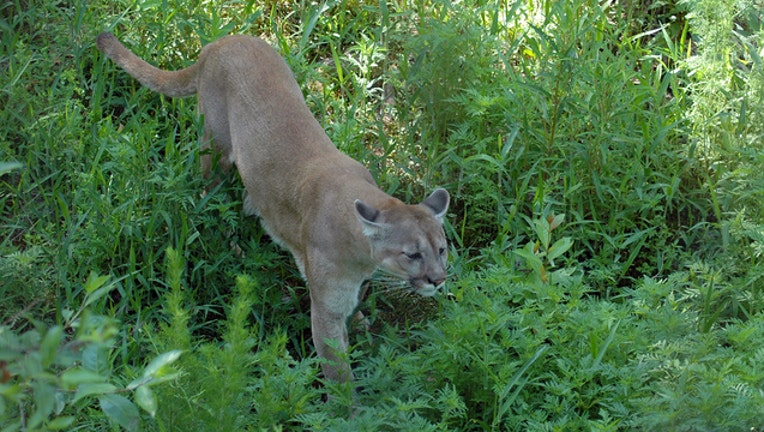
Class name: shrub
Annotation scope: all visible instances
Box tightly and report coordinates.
[0,273,182,431]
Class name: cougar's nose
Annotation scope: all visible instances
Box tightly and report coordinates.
[428,276,446,287]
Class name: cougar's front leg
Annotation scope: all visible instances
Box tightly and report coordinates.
[310,297,353,383]
[306,266,362,384]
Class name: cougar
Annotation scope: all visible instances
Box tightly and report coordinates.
[96,32,450,384]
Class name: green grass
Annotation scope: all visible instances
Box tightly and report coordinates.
[2,0,764,430]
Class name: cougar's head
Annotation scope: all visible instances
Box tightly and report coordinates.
[355,188,450,297]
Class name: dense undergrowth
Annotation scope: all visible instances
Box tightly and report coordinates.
[2,0,763,430]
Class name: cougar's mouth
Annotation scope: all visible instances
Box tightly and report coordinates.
[410,279,445,297]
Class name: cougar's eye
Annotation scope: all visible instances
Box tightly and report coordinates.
[404,251,423,261]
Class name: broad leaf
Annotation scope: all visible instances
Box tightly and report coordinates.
[72,383,117,404]
[61,367,108,387]
[547,237,573,264]
[99,394,140,432]
[134,385,157,417]
[46,416,76,430]
[142,350,184,379]
[39,326,63,369]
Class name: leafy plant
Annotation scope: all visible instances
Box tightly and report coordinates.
[513,213,574,285]
[147,248,320,430]
[0,273,181,431]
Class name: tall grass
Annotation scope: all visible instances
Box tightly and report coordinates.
[2,0,764,429]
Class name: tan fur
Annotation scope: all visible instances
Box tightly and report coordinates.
[96,32,450,384]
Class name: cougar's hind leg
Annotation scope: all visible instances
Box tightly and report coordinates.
[197,87,234,182]
[199,129,216,179]
[199,126,234,188]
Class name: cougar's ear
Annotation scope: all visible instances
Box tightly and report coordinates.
[421,188,450,221]
[355,199,386,238]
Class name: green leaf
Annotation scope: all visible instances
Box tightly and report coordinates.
[513,243,544,275]
[82,284,116,309]
[0,161,23,176]
[72,383,118,404]
[99,394,140,432]
[299,2,331,51]
[0,383,23,402]
[533,218,551,250]
[619,228,653,249]
[128,350,184,390]
[46,416,76,430]
[592,320,620,369]
[493,345,548,428]
[27,382,56,429]
[83,271,110,295]
[39,326,63,369]
[61,368,108,387]
[0,327,22,361]
[142,350,184,379]
[134,385,157,417]
[548,213,565,231]
[82,272,115,309]
[81,344,109,375]
[546,237,573,265]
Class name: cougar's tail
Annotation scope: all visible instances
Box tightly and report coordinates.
[97,32,199,98]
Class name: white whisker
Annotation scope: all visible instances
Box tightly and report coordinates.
[371,267,405,280]
[365,271,413,296]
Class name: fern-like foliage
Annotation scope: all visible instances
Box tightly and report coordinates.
[147,248,319,430]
